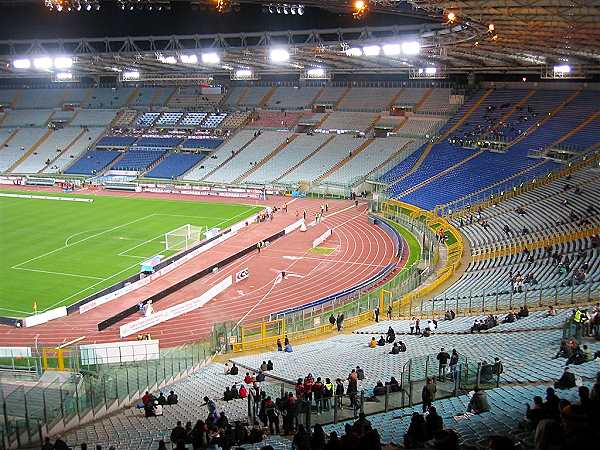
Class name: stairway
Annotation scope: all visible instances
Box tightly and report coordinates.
[387,88,493,185]
[334,87,352,108]
[0,112,8,127]
[386,88,406,110]
[551,108,600,147]
[80,88,94,108]
[365,114,382,134]
[126,87,141,106]
[397,149,485,197]
[199,134,260,182]
[7,129,53,173]
[235,86,251,106]
[364,140,415,179]
[234,134,299,183]
[315,137,375,182]
[414,88,433,112]
[10,90,22,109]
[310,87,326,106]
[258,86,277,108]
[315,112,332,128]
[274,134,336,182]
[0,129,19,147]
[40,129,88,173]
[392,117,409,132]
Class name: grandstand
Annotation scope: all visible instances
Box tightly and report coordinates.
[1,2,600,450]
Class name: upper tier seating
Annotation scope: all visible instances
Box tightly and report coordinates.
[146,152,206,179]
[218,111,250,129]
[203,113,227,128]
[205,131,293,183]
[278,134,368,183]
[70,109,117,127]
[182,130,256,181]
[418,88,453,114]
[319,112,379,132]
[237,86,271,107]
[245,133,331,184]
[248,111,303,129]
[64,149,121,175]
[131,87,174,107]
[136,112,160,127]
[84,87,135,109]
[264,86,321,110]
[397,116,445,137]
[337,87,401,111]
[314,86,348,105]
[324,137,416,185]
[113,110,139,127]
[1,110,53,127]
[14,88,89,108]
[0,128,48,172]
[111,148,167,172]
[167,86,224,109]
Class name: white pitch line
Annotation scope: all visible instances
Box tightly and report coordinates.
[12,214,155,269]
[12,267,105,280]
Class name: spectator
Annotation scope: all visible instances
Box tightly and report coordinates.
[311,424,327,450]
[369,337,377,348]
[229,362,239,376]
[377,335,386,346]
[436,347,450,381]
[324,431,340,450]
[292,424,311,450]
[152,400,163,417]
[167,390,178,405]
[239,384,247,399]
[467,388,490,414]
[356,366,365,380]
[266,360,273,371]
[524,396,547,430]
[425,406,443,439]
[170,421,187,446]
[404,412,427,448]
[554,367,576,389]
[421,377,436,413]
[157,392,167,405]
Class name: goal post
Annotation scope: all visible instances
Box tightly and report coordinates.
[164,224,205,251]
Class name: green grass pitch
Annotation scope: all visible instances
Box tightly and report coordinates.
[0,190,262,317]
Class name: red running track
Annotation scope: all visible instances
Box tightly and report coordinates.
[0,188,401,348]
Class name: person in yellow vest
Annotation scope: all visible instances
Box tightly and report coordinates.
[369,337,377,348]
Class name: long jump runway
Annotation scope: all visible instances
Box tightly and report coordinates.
[0,197,402,348]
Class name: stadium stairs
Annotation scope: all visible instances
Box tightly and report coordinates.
[334,86,352,108]
[148,87,167,106]
[392,116,409,132]
[39,128,88,173]
[363,139,415,179]
[234,86,251,106]
[387,88,494,186]
[8,89,22,109]
[199,133,261,182]
[0,128,19,147]
[309,86,326,106]
[7,128,53,173]
[551,108,600,146]
[395,149,485,197]
[273,134,336,182]
[233,133,299,183]
[315,137,375,182]
[414,87,433,112]
[386,88,405,109]
[80,88,95,107]
[125,87,141,106]
[258,86,278,108]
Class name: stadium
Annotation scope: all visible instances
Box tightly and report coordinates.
[0,0,598,449]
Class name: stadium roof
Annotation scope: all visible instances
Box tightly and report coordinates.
[0,0,598,79]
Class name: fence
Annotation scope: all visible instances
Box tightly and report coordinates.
[245,352,500,428]
[0,322,233,450]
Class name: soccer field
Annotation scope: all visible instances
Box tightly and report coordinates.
[0,190,262,317]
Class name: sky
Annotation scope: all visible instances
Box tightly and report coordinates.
[0,2,434,41]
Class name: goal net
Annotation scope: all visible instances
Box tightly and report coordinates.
[164,224,204,251]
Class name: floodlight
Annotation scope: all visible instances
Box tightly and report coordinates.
[56,72,73,80]
[33,57,53,70]
[201,52,220,64]
[123,70,140,80]
[13,59,31,69]
[180,54,198,64]
[270,48,290,62]
[402,41,421,55]
[54,57,73,69]
[345,47,363,57]
[553,65,571,73]
[307,68,325,78]
[425,67,437,74]
[382,44,401,56]
[363,45,381,56]
[235,69,253,78]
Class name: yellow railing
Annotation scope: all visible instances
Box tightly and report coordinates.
[472,223,600,261]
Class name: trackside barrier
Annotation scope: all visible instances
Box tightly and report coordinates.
[22,307,67,328]
[119,276,233,337]
[97,220,302,332]
[312,228,333,248]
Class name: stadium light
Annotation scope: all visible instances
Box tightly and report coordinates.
[382,44,401,56]
[345,47,363,57]
[12,58,31,69]
[55,72,73,80]
[553,64,571,74]
[306,67,325,78]
[158,55,177,64]
[54,57,73,69]
[270,48,290,63]
[353,0,368,18]
[180,54,198,64]
[33,57,53,70]
[425,67,437,74]
[123,70,140,80]
[201,52,221,64]
[234,69,254,78]
[402,41,421,55]
[362,45,381,56]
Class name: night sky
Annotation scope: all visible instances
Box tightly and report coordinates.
[0,2,434,41]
